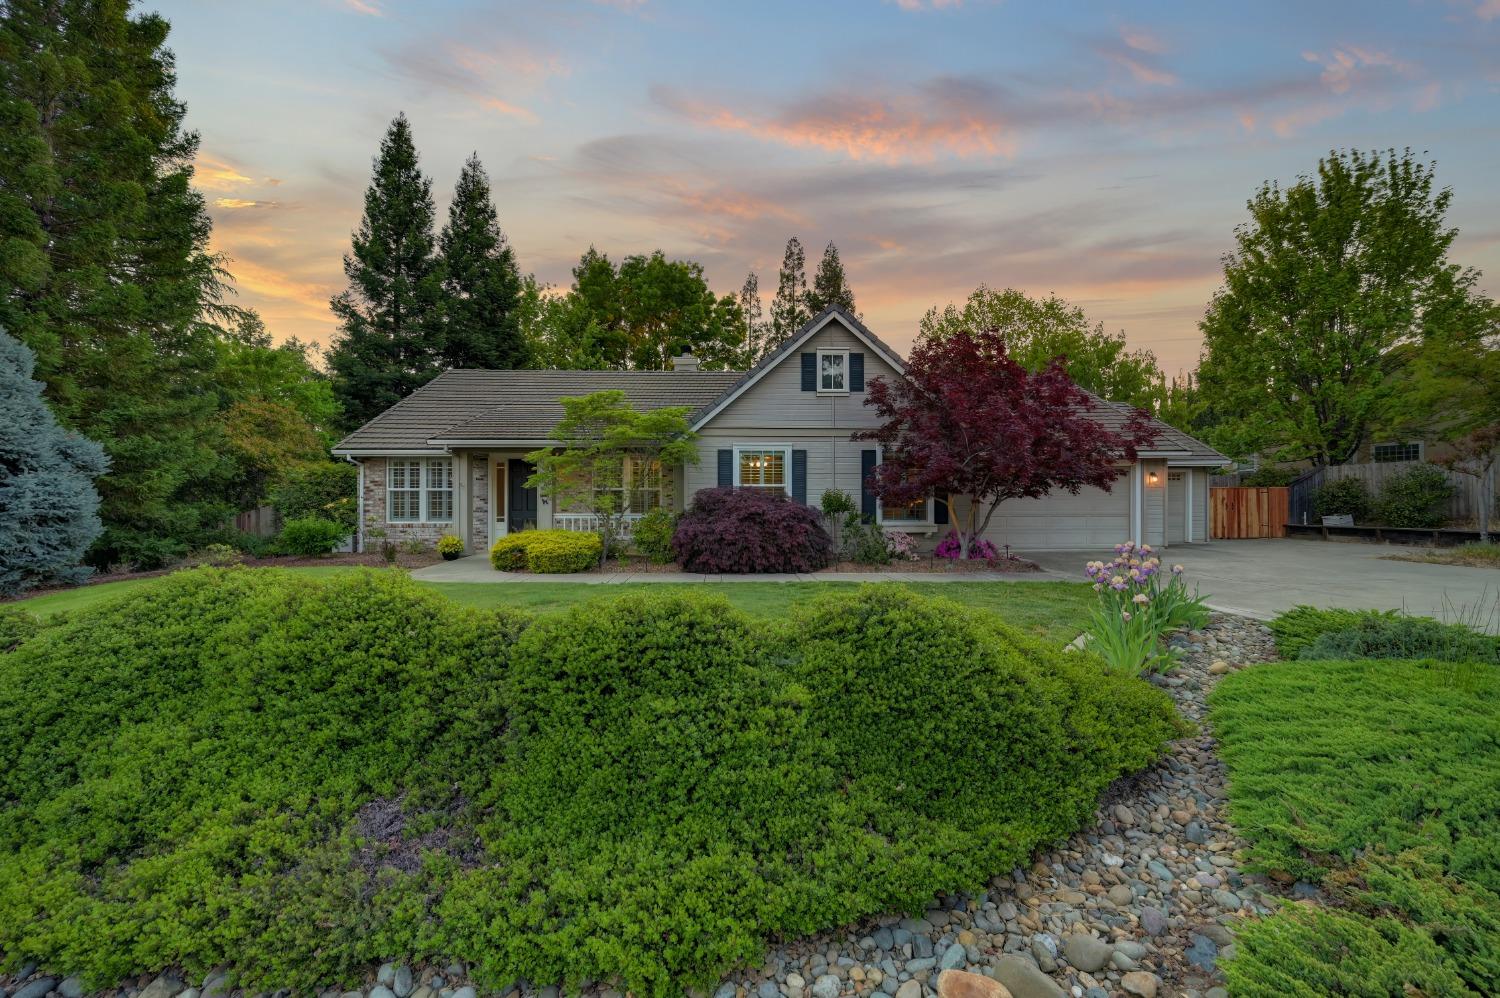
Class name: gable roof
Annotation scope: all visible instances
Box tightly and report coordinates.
[333,369,742,453]
[331,303,1225,465]
[687,304,907,430]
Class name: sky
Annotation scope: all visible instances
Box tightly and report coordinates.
[155,0,1500,377]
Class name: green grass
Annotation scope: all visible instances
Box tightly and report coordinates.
[15,570,1093,645]
[1210,658,1500,995]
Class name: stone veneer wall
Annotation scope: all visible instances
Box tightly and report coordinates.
[359,456,455,550]
[469,453,489,553]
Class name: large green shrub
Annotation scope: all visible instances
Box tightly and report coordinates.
[1268,605,1398,658]
[0,568,528,988]
[267,462,358,531]
[488,529,601,573]
[630,508,678,563]
[1375,463,1455,528]
[1311,477,1373,521]
[276,516,349,556]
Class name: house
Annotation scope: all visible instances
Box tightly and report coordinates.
[332,306,1227,554]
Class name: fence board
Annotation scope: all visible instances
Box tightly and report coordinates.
[233,505,280,538]
[1285,461,1495,527]
[1210,487,1288,539]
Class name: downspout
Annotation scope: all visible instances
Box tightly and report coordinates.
[345,455,363,554]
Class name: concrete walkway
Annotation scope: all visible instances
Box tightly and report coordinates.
[411,554,1063,585]
[1030,538,1500,625]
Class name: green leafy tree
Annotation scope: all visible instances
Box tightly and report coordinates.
[1197,149,1483,466]
[770,235,809,347]
[805,241,857,316]
[0,328,108,594]
[0,0,241,567]
[524,390,699,566]
[920,287,1164,409]
[536,248,743,370]
[327,114,444,430]
[439,153,526,370]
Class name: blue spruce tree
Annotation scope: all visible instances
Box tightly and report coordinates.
[0,329,108,594]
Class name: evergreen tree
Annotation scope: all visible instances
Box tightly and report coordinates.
[738,271,764,365]
[769,236,809,347]
[0,329,108,595]
[439,153,526,370]
[806,241,857,315]
[0,0,238,567]
[328,114,444,430]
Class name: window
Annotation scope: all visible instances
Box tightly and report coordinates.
[880,496,931,524]
[593,456,668,513]
[818,350,848,393]
[1373,441,1422,463]
[735,447,791,494]
[387,458,453,522]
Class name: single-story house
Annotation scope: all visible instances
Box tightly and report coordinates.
[332,305,1227,555]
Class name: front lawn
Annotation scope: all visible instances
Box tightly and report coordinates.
[1210,657,1500,995]
[14,570,1093,645]
[0,568,1168,996]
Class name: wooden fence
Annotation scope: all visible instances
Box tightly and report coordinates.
[1287,461,1495,527]
[1210,487,1289,539]
[232,504,280,538]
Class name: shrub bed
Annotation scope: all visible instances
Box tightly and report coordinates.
[672,487,832,573]
[276,516,349,556]
[0,574,1177,996]
[1268,604,1499,664]
[488,529,601,573]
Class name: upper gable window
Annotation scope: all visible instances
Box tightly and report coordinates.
[818,350,848,394]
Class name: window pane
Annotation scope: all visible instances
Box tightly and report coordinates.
[820,353,845,390]
[883,497,927,522]
[738,449,787,491]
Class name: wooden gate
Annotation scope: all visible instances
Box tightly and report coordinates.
[1210,487,1289,539]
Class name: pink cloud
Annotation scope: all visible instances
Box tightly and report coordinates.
[343,0,382,16]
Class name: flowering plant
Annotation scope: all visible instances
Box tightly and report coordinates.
[934,530,998,561]
[1083,541,1209,674]
[883,529,920,561]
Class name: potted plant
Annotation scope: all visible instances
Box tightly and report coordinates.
[437,534,464,561]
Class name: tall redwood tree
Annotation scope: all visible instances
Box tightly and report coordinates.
[856,328,1158,557]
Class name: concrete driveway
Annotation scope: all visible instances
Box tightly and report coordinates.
[1030,539,1500,627]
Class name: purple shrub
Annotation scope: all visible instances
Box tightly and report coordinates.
[672,487,833,573]
[934,530,999,560]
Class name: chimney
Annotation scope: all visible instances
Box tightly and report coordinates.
[673,350,700,372]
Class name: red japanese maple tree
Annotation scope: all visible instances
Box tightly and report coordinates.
[855,328,1159,558]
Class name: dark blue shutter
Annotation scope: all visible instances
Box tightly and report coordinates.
[801,353,816,391]
[934,494,949,524]
[717,449,733,487]
[849,352,865,392]
[860,450,878,521]
[792,449,807,504]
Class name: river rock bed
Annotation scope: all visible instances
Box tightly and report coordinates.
[0,615,1279,998]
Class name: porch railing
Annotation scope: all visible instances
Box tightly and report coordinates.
[553,512,646,539]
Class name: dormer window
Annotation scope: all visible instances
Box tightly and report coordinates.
[818,350,848,394]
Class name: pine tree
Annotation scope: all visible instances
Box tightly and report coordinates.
[0,0,238,567]
[439,153,526,370]
[738,271,763,365]
[328,114,444,430]
[769,236,808,347]
[0,329,108,595]
[806,241,857,315]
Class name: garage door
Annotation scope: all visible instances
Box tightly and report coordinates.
[1167,471,1187,544]
[979,485,1132,551]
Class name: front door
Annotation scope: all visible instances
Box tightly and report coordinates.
[508,458,539,532]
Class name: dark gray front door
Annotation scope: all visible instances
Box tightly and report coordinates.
[508,459,538,530]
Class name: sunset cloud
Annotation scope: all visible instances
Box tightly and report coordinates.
[652,79,1015,163]
[343,0,382,16]
[195,154,254,192]
[214,198,282,210]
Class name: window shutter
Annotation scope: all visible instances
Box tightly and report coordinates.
[849,352,865,392]
[792,449,807,504]
[934,494,949,524]
[717,449,733,487]
[860,449,878,521]
[801,353,816,391]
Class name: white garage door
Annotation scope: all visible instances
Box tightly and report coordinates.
[978,485,1132,552]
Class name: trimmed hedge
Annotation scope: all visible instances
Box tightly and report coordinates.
[489,529,601,573]
[277,516,348,556]
[672,487,832,574]
[0,575,1180,996]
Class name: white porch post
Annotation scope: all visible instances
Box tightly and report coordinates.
[455,451,470,552]
[1184,466,1194,542]
[1131,463,1144,546]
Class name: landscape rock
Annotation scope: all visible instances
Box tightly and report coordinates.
[935,970,1011,998]
[1061,935,1110,974]
[137,974,186,998]
[989,957,1064,998]
[1120,972,1158,998]
[11,979,56,998]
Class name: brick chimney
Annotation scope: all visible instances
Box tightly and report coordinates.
[673,350,700,372]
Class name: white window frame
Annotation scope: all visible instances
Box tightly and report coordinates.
[817,349,849,395]
[1372,441,1423,463]
[733,444,793,496]
[387,457,454,523]
[873,447,934,528]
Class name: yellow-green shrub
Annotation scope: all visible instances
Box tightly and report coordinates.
[489,533,530,571]
[522,530,601,573]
